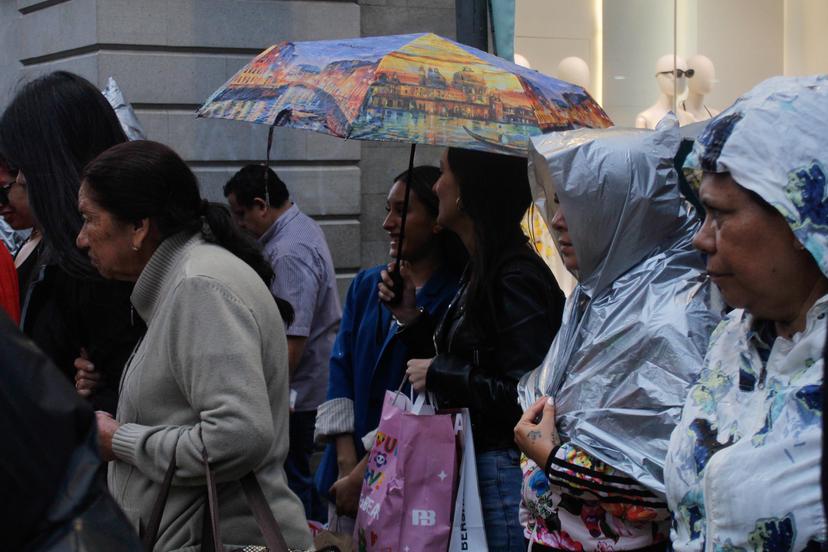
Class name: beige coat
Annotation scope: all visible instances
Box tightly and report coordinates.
[109,232,311,551]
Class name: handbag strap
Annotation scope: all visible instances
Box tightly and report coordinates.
[201,448,224,552]
[201,449,290,552]
[143,448,291,552]
[240,472,290,552]
[141,452,177,552]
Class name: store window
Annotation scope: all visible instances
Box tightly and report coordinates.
[514,0,828,128]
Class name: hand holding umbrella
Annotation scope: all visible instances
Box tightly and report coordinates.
[378,260,419,322]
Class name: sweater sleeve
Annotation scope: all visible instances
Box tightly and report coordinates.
[111,276,276,484]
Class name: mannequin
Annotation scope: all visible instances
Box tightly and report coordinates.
[635,54,695,129]
[681,54,720,122]
[514,53,532,69]
[557,56,590,93]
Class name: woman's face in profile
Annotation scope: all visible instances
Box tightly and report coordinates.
[76,181,142,281]
[550,193,578,271]
[433,150,464,232]
[693,172,817,320]
[383,179,439,261]
[0,169,36,231]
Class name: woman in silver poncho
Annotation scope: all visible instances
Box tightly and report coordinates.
[513,120,722,551]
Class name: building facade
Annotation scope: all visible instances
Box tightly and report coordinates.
[0,0,455,297]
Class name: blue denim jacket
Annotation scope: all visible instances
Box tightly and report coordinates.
[314,264,459,500]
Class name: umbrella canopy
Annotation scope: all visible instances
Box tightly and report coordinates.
[198,33,611,154]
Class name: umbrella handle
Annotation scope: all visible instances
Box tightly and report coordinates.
[385,270,405,307]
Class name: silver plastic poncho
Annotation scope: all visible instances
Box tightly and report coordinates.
[518,119,723,495]
[102,77,147,141]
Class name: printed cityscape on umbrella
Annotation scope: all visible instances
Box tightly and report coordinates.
[199,33,612,154]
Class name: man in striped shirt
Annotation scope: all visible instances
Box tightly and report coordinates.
[225,165,341,522]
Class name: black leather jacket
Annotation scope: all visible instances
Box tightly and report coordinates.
[401,243,566,453]
[21,255,145,414]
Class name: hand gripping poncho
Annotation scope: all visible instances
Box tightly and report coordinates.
[518,119,723,495]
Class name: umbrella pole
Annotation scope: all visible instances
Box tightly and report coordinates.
[389,143,417,305]
[263,125,275,205]
[262,110,291,206]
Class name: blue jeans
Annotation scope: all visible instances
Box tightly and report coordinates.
[476,448,525,552]
[285,410,326,522]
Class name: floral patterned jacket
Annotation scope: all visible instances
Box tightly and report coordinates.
[520,447,670,551]
[665,296,828,552]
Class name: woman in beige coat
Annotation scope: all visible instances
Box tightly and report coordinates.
[77,140,312,551]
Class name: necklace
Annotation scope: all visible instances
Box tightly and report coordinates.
[682,100,712,118]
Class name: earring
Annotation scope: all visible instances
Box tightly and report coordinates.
[796,241,806,251]
[456,197,464,212]
[131,245,139,252]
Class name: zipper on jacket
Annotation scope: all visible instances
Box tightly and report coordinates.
[118,336,145,402]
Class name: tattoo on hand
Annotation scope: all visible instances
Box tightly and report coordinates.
[527,430,541,442]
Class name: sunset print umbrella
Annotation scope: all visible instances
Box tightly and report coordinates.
[198,32,611,155]
[198,33,612,294]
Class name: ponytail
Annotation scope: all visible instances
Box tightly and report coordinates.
[199,201,294,324]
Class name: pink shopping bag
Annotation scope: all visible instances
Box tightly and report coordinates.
[354,390,459,552]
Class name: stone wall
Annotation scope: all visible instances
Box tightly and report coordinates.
[0,0,456,295]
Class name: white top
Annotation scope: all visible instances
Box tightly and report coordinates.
[665,295,828,552]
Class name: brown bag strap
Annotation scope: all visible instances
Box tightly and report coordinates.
[240,471,290,552]
[143,448,291,552]
[201,448,224,552]
[141,452,177,552]
[201,449,291,552]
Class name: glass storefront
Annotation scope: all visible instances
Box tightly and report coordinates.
[514,0,827,295]
[513,0,828,128]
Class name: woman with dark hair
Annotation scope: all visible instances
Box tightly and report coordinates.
[78,139,311,550]
[380,148,566,551]
[0,71,143,413]
[313,166,465,530]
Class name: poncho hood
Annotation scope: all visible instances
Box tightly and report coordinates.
[529,118,686,296]
[684,74,828,277]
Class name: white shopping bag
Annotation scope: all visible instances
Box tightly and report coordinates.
[448,410,488,552]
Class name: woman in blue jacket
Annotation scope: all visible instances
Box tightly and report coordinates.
[313,166,466,525]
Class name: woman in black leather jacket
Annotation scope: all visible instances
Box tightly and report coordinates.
[379,147,566,551]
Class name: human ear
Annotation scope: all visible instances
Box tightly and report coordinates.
[131,218,152,251]
[254,198,268,213]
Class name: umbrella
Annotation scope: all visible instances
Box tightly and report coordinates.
[198,33,612,294]
[199,33,610,154]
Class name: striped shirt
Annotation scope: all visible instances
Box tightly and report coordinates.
[520,443,670,551]
[259,204,341,412]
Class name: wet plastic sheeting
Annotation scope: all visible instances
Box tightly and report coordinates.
[518,119,723,494]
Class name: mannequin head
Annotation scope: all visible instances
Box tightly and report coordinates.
[687,54,716,96]
[514,53,531,69]
[655,54,688,97]
[557,57,590,91]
